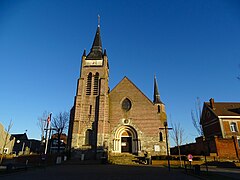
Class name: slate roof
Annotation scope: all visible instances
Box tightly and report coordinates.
[86,26,103,60]
[153,75,163,104]
[205,102,240,116]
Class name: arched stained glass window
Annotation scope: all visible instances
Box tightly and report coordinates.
[122,98,132,112]
[159,132,163,141]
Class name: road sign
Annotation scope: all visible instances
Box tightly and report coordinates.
[188,154,193,161]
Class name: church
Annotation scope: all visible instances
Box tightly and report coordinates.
[68,24,169,160]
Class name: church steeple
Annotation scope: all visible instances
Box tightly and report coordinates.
[153,75,162,104]
[86,26,103,60]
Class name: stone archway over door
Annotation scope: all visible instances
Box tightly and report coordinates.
[113,125,138,154]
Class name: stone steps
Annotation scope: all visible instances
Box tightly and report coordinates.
[108,153,139,165]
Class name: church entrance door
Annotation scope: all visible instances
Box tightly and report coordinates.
[114,125,138,153]
[121,137,132,153]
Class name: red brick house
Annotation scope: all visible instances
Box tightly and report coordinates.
[171,98,240,160]
[201,98,240,159]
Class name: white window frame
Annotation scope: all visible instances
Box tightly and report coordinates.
[230,122,238,132]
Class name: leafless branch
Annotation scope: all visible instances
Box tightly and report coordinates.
[51,111,69,153]
[170,121,185,167]
[191,97,203,136]
[37,111,49,140]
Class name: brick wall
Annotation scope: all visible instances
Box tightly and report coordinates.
[171,136,240,160]
[109,77,167,155]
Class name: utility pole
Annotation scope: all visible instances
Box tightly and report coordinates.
[159,121,172,171]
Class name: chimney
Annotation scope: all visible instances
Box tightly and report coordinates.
[209,98,215,109]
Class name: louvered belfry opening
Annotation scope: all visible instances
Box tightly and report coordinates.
[93,72,99,95]
[86,72,92,95]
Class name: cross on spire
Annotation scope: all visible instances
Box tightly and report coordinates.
[98,15,100,27]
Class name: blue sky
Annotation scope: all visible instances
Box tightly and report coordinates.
[1,0,240,146]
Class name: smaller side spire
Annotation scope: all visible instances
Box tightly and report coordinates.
[83,49,86,56]
[103,49,107,56]
[153,75,162,104]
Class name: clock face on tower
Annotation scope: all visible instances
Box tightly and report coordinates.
[85,60,103,66]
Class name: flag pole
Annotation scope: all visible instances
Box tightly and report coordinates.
[44,113,52,154]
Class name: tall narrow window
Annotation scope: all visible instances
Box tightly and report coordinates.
[89,105,92,115]
[230,122,238,132]
[85,129,92,145]
[93,72,99,95]
[159,132,163,141]
[158,105,161,113]
[86,73,92,95]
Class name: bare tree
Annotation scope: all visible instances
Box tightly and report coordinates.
[0,120,13,164]
[51,111,69,153]
[191,97,203,136]
[37,111,49,141]
[170,122,185,167]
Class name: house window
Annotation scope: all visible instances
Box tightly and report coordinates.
[230,122,238,132]
[159,132,163,142]
[86,73,92,95]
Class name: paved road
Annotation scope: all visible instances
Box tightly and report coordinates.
[0,163,199,180]
[201,166,240,179]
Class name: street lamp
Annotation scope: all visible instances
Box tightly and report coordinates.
[159,121,172,171]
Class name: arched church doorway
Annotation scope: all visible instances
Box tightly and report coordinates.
[113,125,138,154]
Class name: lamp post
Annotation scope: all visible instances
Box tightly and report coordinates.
[159,121,172,171]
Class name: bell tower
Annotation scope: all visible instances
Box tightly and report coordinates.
[69,24,110,155]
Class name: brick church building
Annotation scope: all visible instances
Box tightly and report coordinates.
[68,25,168,159]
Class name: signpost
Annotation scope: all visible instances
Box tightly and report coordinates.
[187,154,193,161]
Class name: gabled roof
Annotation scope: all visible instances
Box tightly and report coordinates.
[109,76,155,105]
[205,102,240,117]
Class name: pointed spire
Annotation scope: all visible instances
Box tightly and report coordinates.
[86,17,103,60]
[92,26,102,51]
[83,49,86,56]
[153,75,162,104]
